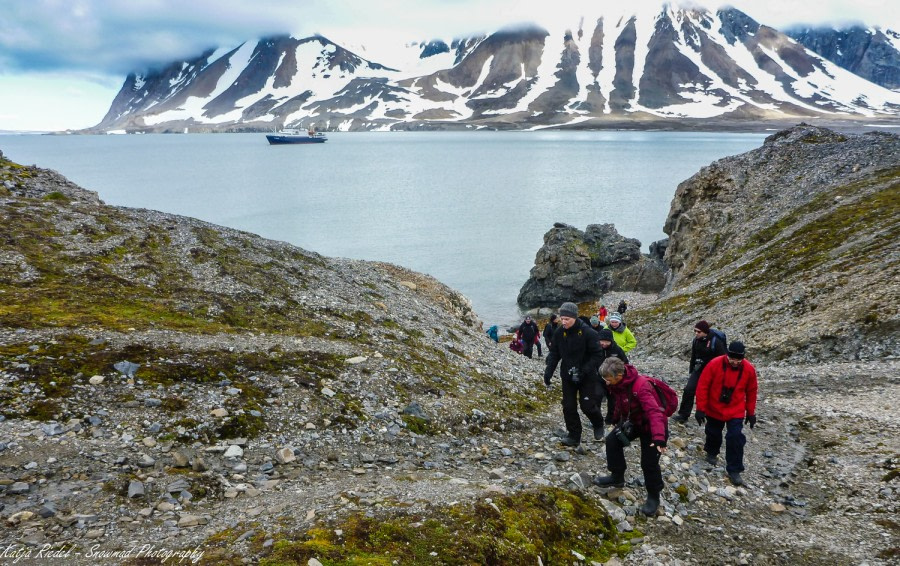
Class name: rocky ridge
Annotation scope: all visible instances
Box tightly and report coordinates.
[634,124,899,362]
[0,144,898,564]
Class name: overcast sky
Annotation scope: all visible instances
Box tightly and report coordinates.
[1,0,896,131]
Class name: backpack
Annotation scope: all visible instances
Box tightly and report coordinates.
[635,376,679,417]
[708,328,727,351]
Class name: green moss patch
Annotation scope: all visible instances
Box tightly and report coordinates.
[245,488,625,565]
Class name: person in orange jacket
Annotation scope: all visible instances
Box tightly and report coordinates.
[695,341,758,486]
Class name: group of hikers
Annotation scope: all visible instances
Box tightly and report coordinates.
[491,300,758,517]
[501,300,631,359]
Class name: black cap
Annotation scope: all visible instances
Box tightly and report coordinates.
[598,328,614,342]
[727,341,746,359]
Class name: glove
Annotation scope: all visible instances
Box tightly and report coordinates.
[695,410,706,426]
[653,439,667,448]
[745,414,756,429]
[543,373,552,387]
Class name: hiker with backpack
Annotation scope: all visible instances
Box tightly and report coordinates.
[695,341,758,486]
[672,320,727,424]
[593,357,676,517]
[518,316,540,359]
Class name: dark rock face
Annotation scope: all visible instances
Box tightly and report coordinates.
[788,26,900,90]
[517,223,667,308]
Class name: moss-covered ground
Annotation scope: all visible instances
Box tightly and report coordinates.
[199,488,634,566]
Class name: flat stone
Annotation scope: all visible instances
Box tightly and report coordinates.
[137,454,156,468]
[6,511,34,525]
[9,482,30,495]
[321,387,336,398]
[275,447,296,464]
[177,514,208,527]
[210,408,229,418]
[224,445,244,459]
[127,480,145,499]
[346,356,367,364]
[171,451,190,468]
[89,375,105,385]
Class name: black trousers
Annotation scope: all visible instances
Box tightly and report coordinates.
[522,340,534,358]
[535,341,542,357]
[605,428,664,495]
[677,368,702,418]
[561,374,606,442]
[704,417,746,474]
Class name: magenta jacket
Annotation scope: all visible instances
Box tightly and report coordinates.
[608,365,668,444]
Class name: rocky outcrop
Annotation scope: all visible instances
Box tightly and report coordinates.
[517,223,667,308]
[629,124,900,361]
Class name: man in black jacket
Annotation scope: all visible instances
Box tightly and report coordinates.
[518,316,539,358]
[544,302,605,446]
[672,320,727,423]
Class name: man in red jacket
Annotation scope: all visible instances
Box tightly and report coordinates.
[593,358,668,516]
[695,341,758,486]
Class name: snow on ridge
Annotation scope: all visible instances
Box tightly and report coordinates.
[143,41,257,126]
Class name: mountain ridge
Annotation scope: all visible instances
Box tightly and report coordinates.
[90,6,900,133]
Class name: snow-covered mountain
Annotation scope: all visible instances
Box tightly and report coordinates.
[787,25,900,91]
[93,5,900,132]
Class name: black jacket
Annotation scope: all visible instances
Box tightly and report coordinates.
[599,340,629,365]
[542,322,559,347]
[518,320,539,342]
[543,319,603,385]
[689,333,727,373]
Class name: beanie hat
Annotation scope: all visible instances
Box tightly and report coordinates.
[727,341,746,358]
[590,315,600,326]
[559,302,578,318]
[608,313,622,324]
[598,328,614,342]
[694,320,710,333]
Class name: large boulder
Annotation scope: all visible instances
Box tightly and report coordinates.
[517,223,667,308]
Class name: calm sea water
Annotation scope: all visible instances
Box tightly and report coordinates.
[0,131,765,326]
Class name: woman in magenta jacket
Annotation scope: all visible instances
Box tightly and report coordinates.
[695,341,758,486]
[592,358,668,516]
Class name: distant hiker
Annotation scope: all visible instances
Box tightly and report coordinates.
[543,302,605,447]
[606,313,637,354]
[617,299,628,316]
[598,304,608,323]
[542,314,559,349]
[672,320,727,424]
[597,328,630,424]
[518,316,540,359]
[593,358,668,517]
[509,331,524,354]
[695,341,758,486]
[589,315,602,331]
[486,325,499,343]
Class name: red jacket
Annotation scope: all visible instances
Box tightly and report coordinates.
[608,365,668,444]
[696,355,758,421]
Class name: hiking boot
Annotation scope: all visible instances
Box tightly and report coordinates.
[553,428,569,438]
[593,426,605,442]
[592,473,625,488]
[559,435,580,447]
[705,454,718,466]
[728,472,744,486]
[670,414,688,424]
[640,492,660,516]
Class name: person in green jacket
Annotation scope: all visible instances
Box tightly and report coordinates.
[606,313,636,353]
